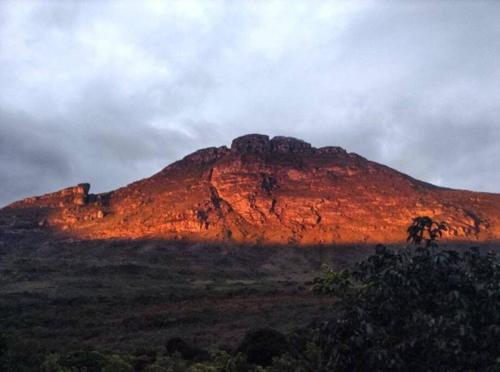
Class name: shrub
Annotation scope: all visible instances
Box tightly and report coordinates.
[312,266,351,296]
[143,353,190,372]
[0,333,45,371]
[54,350,132,372]
[237,328,289,367]
[165,337,209,361]
[41,354,70,372]
[407,216,448,247]
[311,217,500,371]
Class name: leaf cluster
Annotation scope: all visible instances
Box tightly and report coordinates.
[312,217,500,371]
[407,216,448,248]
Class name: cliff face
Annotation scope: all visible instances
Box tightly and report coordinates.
[2,134,500,245]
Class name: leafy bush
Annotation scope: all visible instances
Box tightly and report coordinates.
[237,328,289,367]
[40,354,69,372]
[312,266,351,296]
[312,217,500,371]
[0,333,45,371]
[41,350,133,372]
[143,353,190,372]
[165,337,209,361]
[407,216,448,247]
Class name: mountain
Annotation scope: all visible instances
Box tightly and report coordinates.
[1,134,500,245]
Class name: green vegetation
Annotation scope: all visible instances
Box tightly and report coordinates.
[311,216,500,371]
[1,217,499,371]
[406,216,449,247]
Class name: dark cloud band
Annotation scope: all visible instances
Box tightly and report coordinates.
[0,1,499,206]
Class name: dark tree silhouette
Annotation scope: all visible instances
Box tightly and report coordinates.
[407,216,448,247]
[310,217,500,371]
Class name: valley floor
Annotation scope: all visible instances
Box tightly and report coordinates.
[0,239,367,353]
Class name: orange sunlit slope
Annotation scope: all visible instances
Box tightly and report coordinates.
[2,134,500,245]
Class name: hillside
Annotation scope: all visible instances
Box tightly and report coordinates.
[1,134,500,245]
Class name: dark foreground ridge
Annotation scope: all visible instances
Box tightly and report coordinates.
[1,133,500,244]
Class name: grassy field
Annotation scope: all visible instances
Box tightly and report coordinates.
[0,239,369,354]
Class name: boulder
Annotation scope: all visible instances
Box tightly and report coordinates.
[270,136,313,153]
[231,134,271,154]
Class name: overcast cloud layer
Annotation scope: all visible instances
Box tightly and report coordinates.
[1,1,500,206]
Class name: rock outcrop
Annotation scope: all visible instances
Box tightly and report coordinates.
[9,183,91,208]
[1,134,500,245]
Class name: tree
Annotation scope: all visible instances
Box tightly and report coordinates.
[310,217,500,371]
[407,216,448,247]
[237,328,289,367]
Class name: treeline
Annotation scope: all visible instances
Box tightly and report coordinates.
[0,327,301,371]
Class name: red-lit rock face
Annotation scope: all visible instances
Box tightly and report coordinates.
[2,134,500,245]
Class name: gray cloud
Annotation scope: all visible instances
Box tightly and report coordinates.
[0,1,499,206]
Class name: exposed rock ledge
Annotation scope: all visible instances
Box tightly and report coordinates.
[231,134,314,154]
[1,133,500,245]
[8,183,91,208]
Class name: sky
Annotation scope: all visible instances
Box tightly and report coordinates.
[1,1,500,206]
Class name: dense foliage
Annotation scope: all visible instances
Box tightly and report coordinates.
[312,217,500,371]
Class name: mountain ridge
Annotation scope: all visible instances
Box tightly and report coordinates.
[1,134,500,245]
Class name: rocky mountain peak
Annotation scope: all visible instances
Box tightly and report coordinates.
[182,146,230,163]
[230,133,313,155]
[231,134,272,154]
[270,136,313,153]
[1,133,500,245]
